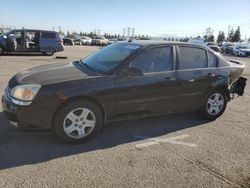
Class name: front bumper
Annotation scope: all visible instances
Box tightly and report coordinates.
[1,93,58,129]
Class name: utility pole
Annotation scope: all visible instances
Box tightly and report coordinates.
[131,28,135,38]
[127,27,131,38]
[227,25,231,40]
[123,28,126,38]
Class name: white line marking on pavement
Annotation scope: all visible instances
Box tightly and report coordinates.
[134,134,197,149]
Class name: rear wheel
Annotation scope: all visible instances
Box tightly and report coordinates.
[200,89,227,120]
[53,100,103,143]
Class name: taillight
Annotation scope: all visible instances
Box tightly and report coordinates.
[58,40,63,45]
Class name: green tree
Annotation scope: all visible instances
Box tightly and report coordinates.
[67,31,70,37]
[233,26,241,42]
[217,31,225,45]
[228,28,234,42]
[207,35,214,42]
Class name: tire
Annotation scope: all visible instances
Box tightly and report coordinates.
[0,46,4,55]
[43,51,54,56]
[53,100,103,144]
[200,89,228,120]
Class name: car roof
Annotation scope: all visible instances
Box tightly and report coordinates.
[126,40,208,48]
[12,29,57,33]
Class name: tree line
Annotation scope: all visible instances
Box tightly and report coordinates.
[61,31,150,40]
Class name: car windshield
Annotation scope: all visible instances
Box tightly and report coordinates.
[80,43,141,74]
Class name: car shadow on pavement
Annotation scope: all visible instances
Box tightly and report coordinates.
[0,111,210,170]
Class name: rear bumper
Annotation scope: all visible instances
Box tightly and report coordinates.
[56,45,64,52]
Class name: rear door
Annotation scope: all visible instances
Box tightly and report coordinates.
[175,45,217,110]
[39,31,57,52]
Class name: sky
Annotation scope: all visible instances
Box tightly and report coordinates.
[1,0,250,39]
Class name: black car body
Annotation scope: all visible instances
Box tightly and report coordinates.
[2,41,246,143]
[0,29,64,56]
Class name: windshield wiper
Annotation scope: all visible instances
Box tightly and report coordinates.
[79,59,98,72]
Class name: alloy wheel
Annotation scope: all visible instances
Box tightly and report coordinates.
[206,93,224,116]
[63,108,96,139]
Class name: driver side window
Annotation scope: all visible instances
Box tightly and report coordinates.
[130,47,173,73]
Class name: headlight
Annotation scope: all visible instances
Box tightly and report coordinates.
[11,84,41,101]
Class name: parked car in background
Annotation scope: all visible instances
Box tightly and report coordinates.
[221,42,234,54]
[188,38,205,45]
[74,38,83,45]
[2,41,246,143]
[0,29,64,56]
[107,38,117,45]
[63,38,74,46]
[208,45,221,53]
[205,42,217,46]
[232,44,250,57]
[81,36,92,45]
[91,36,108,46]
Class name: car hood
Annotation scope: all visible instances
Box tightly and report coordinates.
[8,61,100,88]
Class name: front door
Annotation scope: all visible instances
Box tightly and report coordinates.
[113,46,180,118]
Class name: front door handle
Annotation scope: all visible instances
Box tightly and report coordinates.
[187,79,195,83]
[165,77,176,81]
[207,73,216,78]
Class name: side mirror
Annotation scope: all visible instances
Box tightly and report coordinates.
[122,67,144,77]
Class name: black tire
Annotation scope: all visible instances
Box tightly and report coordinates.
[43,51,54,56]
[0,46,4,55]
[53,100,103,144]
[200,89,228,120]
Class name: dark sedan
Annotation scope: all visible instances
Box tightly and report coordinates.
[2,41,247,143]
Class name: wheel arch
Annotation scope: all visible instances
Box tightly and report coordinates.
[208,85,230,102]
[52,95,106,129]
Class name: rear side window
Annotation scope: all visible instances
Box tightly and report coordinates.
[207,51,217,67]
[179,47,207,69]
[41,32,56,38]
[131,47,173,73]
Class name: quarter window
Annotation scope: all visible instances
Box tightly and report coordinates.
[207,51,217,67]
[179,47,207,69]
[131,47,173,73]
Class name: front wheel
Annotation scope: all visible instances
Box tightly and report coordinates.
[53,100,103,143]
[43,51,54,56]
[0,46,4,55]
[200,89,227,120]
